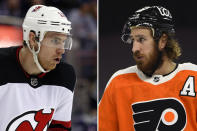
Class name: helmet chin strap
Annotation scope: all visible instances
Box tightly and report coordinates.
[27,41,49,73]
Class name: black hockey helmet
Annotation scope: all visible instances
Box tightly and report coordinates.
[121,6,175,44]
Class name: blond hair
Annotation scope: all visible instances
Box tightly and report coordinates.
[164,35,182,60]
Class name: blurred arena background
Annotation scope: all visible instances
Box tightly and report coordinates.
[99,0,197,100]
[0,0,97,130]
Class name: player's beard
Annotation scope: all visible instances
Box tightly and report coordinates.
[133,44,163,76]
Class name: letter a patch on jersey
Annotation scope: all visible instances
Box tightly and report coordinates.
[180,76,196,97]
[131,98,186,131]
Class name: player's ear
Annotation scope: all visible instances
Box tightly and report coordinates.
[158,33,168,51]
[29,31,39,51]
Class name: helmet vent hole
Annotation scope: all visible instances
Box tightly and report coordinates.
[41,14,44,17]
[62,28,64,31]
[51,21,60,26]
[37,20,47,24]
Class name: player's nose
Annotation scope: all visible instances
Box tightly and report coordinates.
[56,48,65,55]
[132,41,141,53]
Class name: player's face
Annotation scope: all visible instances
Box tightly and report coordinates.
[131,28,161,75]
[38,32,66,70]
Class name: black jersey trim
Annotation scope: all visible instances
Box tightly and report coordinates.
[49,124,71,131]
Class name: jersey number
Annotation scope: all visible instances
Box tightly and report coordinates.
[180,76,196,97]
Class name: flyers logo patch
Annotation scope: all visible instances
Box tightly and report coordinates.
[132,98,186,131]
[6,109,54,131]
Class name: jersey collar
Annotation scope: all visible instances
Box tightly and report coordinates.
[16,46,46,78]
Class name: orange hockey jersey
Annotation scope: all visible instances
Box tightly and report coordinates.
[99,63,197,131]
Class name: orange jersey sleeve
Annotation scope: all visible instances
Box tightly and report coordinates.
[99,80,119,131]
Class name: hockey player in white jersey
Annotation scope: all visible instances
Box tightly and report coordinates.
[0,5,76,131]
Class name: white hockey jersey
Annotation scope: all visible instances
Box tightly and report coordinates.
[0,46,76,131]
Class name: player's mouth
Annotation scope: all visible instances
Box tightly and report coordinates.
[134,55,144,61]
[54,57,61,64]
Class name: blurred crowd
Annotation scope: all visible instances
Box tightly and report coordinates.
[0,0,97,130]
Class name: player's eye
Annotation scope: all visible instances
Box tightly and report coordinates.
[137,37,146,43]
[51,39,60,45]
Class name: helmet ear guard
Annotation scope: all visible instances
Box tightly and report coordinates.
[121,22,132,44]
[29,30,40,42]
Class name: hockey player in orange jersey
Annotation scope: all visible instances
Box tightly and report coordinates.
[99,6,197,131]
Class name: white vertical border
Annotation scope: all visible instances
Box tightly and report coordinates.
[97,0,99,130]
